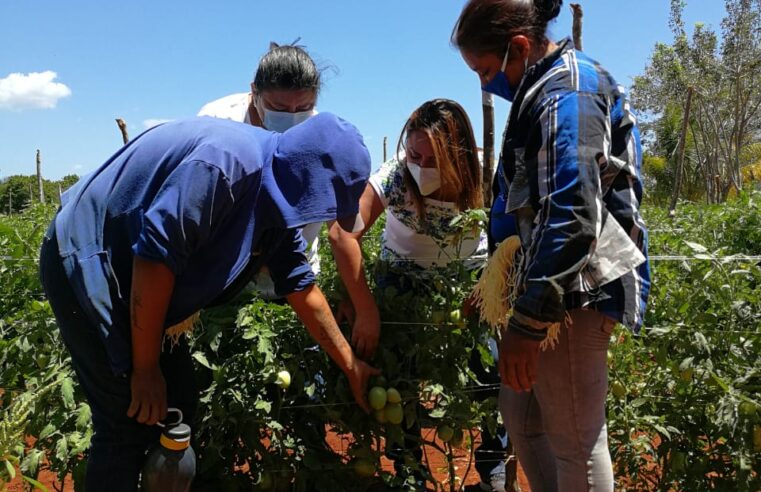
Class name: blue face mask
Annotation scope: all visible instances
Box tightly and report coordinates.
[482,42,526,102]
[261,108,313,133]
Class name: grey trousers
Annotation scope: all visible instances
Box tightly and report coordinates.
[499,309,616,492]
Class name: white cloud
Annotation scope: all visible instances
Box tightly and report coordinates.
[143,118,173,129]
[0,71,71,111]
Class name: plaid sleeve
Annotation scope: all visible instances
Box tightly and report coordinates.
[514,91,608,323]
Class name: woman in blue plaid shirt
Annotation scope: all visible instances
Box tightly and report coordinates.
[453,0,651,490]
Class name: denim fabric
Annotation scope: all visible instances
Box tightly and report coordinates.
[468,339,509,484]
[40,228,198,492]
[500,309,615,492]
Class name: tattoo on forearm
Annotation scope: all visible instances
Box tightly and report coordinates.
[132,293,143,331]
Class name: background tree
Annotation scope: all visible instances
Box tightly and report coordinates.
[633,0,761,204]
[0,175,80,214]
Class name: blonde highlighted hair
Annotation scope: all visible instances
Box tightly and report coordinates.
[396,98,483,221]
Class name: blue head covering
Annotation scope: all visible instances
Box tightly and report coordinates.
[259,112,371,230]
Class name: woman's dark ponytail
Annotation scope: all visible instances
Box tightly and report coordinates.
[533,0,563,24]
[452,0,563,56]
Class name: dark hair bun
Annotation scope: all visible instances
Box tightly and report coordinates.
[534,0,562,22]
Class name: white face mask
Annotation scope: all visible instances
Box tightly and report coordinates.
[261,108,313,133]
[407,162,441,196]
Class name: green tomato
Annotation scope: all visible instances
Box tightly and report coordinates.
[679,368,694,383]
[275,470,294,491]
[670,451,687,474]
[370,375,388,388]
[275,370,291,389]
[449,309,462,323]
[368,387,387,410]
[385,403,404,425]
[431,310,447,324]
[386,387,402,404]
[437,424,454,443]
[449,428,464,448]
[353,458,376,478]
[258,471,274,490]
[373,408,387,424]
[610,381,626,399]
[739,401,758,420]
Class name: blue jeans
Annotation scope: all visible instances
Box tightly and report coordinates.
[468,339,509,484]
[40,226,198,492]
[500,309,616,492]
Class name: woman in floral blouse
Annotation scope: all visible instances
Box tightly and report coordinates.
[330,98,509,488]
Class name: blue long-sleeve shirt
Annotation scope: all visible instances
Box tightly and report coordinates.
[53,114,370,373]
[492,39,650,332]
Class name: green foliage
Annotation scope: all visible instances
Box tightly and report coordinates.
[0,203,88,488]
[607,192,761,490]
[2,196,761,490]
[0,174,79,214]
[188,212,497,491]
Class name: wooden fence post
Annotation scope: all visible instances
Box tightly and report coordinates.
[383,136,388,162]
[482,91,495,205]
[571,3,583,51]
[116,118,129,144]
[36,149,45,204]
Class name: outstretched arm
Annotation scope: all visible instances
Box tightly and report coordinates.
[328,183,386,359]
[287,284,379,412]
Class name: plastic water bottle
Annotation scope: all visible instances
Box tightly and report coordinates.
[141,408,196,492]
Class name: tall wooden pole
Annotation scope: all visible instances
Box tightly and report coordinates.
[383,136,388,162]
[116,118,129,144]
[669,87,694,215]
[36,149,45,204]
[8,187,11,215]
[570,3,583,51]
[482,91,495,205]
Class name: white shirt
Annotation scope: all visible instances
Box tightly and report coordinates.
[369,159,487,270]
[198,93,252,124]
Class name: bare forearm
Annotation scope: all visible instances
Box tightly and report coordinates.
[329,231,377,312]
[287,284,356,373]
[131,256,175,370]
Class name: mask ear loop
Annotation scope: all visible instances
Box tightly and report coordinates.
[501,42,512,72]
[155,407,184,428]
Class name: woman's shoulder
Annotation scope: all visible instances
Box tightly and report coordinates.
[370,158,406,195]
[197,93,250,120]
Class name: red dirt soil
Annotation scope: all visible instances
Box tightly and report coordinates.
[8,429,529,491]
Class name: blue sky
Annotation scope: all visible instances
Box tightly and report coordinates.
[0,0,726,180]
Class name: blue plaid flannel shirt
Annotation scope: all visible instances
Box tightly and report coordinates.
[493,38,650,333]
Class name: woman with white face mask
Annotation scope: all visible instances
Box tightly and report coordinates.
[198,42,325,299]
[329,99,490,486]
[330,99,487,354]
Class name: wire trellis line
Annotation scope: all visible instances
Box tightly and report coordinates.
[3,315,761,337]
[4,254,761,263]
